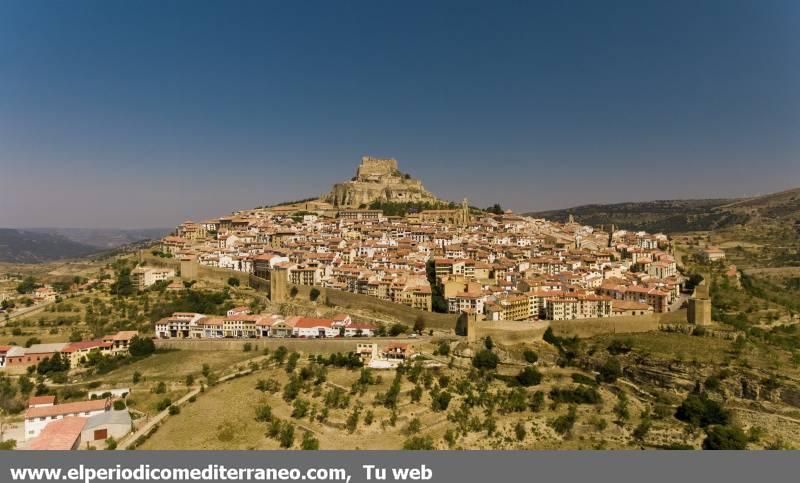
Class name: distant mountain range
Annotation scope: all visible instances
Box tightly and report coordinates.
[0,227,171,264]
[24,227,171,249]
[0,229,101,263]
[524,187,800,234]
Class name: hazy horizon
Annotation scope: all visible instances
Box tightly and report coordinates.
[2,0,798,228]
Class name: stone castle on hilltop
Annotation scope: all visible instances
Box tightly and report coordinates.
[324,156,439,208]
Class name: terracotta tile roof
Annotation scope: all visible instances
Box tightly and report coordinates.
[25,399,110,420]
[63,340,112,353]
[25,417,86,450]
[28,395,56,407]
[293,317,334,329]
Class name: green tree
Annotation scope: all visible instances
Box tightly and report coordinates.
[431,391,452,412]
[632,411,652,442]
[550,406,578,435]
[703,425,748,450]
[285,352,301,373]
[279,423,295,448]
[405,418,422,435]
[472,350,499,370]
[485,204,504,215]
[128,336,156,357]
[105,437,117,450]
[110,268,135,296]
[413,316,425,335]
[301,431,319,450]
[514,421,527,441]
[530,391,546,412]
[614,392,630,423]
[18,375,33,395]
[597,358,622,384]
[272,346,288,365]
[388,323,409,337]
[227,277,240,287]
[291,399,309,419]
[254,403,273,423]
[403,436,434,450]
[16,276,38,294]
[516,366,543,387]
[675,393,730,428]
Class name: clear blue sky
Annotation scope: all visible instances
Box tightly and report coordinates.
[1,0,798,228]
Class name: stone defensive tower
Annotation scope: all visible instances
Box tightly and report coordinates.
[269,266,289,303]
[466,312,478,344]
[180,255,198,281]
[687,280,712,326]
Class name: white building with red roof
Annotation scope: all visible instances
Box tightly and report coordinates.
[24,398,113,440]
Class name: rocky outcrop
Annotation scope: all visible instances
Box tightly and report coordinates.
[324,156,438,208]
[580,352,800,407]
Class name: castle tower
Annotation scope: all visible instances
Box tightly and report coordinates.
[269,266,289,303]
[180,256,198,281]
[466,312,478,344]
[687,279,712,326]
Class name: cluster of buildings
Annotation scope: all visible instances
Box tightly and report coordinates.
[159,158,683,323]
[154,308,376,340]
[163,208,682,322]
[0,331,138,374]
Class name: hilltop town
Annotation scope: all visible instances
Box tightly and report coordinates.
[0,156,798,452]
[161,155,683,327]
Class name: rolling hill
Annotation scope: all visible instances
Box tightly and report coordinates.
[24,227,171,249]
[0,228,102,263]
[718,187,800,220]
[525,187,800,234]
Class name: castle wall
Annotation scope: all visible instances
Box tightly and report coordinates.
[326,156,438,208]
